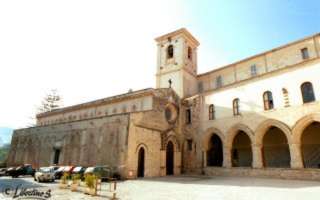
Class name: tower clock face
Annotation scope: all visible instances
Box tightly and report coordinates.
[165,103,178,124]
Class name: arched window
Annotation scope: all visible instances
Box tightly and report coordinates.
[282,88,290,107]
[209,104,215,120]
[301,82,315,103]
[215,75,223,88]
[188,46,192,60]
[167,45,174,59]
[263,91,274,110]
[233,98,240,116]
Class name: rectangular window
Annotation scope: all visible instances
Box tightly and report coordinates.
[186,108,191,124]
[187,139,193,151]
[209,104,215,120]
[53,149,61,165]
[250,64,257,76]
[198,82,203,93]
[301,48,309,60]
[215,75,223,88]
[188,47,192,60]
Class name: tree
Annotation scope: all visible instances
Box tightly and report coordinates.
[37,89,63,114]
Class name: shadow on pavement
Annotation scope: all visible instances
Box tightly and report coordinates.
[0,177,44,191]
[137,175,320,189]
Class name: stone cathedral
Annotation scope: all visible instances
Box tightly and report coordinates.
[7,28,320,181]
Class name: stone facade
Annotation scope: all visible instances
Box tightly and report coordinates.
[7,28,320,181]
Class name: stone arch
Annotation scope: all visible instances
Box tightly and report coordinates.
[207,134,224,167]
[292,113,320,144]
[256,119,291,168]
[163,131,181,176]
[202,127,225,151]
[292,113,320,168]
[255,119,292,146]
[227,124,254,167]
[137,146,146,178]
[135,143,149,153]
[166,141,175,175]
[226,124,254,147]
[165,132,180,151]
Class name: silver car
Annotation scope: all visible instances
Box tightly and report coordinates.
[34,167,55,182]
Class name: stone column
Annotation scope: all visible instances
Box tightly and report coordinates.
[289,143,304,169]
[174,151,182,175]
[160,150,166,176]
[252,144,263,168]
[223,146,232,168]
[203,151,207,168]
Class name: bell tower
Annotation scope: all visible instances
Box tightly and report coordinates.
[155,28,200,98]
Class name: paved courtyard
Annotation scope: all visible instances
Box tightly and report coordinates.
[0,176,320,199]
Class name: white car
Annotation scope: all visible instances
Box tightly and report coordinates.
[34,167,55,182]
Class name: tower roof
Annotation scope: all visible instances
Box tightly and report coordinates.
[155,28,200,46]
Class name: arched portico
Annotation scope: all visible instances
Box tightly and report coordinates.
[202,127,228,167]
[262,126,291,168]
[255,119,293,168]
[226,124,254,168]
[292,113,320,168]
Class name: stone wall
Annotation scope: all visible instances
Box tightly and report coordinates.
[181,95,203,174]
[198,34,320,93]
[7,114,130,177]
[204,167,320,181]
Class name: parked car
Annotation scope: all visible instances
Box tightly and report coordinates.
[54,166,74,179]
[50,166,60,171]
[6,167,15,176]
[84,166,118,181]
[0,168,7,176]
[34,167,55,182]
[71,166,87,180]
[54,166,66,179]
[7,164,35,178]
[63,166,75,174]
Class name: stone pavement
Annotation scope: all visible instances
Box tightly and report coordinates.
[1,176,320,200]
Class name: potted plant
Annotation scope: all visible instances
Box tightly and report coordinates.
[71,174,81,192]
[85,174,97,196]
[59,173,69,189]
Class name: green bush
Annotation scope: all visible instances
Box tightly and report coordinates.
[85,174,97,189]
[61,173,69,184]
[72,174,81,184]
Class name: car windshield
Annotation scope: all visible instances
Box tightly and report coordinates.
[73,167,82,172]
[85,167,94,173]
[57,167,65,172]
[39,168,52,173]
[63,166,72,172]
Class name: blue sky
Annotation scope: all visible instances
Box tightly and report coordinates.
[182,0,320,72]
[0,128,13,146]
[0,0,319,129]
